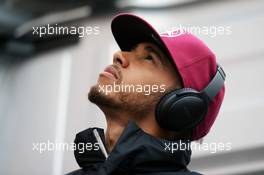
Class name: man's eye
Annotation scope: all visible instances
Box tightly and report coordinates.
[145,55,153,60]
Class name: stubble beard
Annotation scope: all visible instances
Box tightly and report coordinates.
[88,83,167,117]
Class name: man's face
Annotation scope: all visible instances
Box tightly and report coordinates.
[88,42,181,116]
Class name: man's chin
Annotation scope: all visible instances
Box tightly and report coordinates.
[88,84,118,108]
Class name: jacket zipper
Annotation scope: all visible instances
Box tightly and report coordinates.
[93,129,109,159]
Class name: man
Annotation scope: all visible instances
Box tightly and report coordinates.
[67,13,225,175]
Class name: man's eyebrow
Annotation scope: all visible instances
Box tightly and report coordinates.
[145,45,170,68]
[144,45,161,58]
[130,44,138,51]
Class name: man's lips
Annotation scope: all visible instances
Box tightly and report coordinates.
[100,65,120,80]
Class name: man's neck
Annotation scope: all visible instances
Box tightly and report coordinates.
[105,118,128,152]
[99,106,176,152]
[100,105,148,152]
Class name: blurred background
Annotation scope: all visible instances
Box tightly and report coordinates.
[0,0,264,174]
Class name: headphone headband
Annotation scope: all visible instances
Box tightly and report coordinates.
[201,64,226,103]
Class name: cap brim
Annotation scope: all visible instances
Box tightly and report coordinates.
[111,13,178,74]
[111,13,165,51]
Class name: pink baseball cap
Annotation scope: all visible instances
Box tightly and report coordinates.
[111,13,225,140]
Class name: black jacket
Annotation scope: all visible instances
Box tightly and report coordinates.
[66,122,201,175]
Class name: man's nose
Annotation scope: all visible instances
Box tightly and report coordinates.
[113,51,129,68]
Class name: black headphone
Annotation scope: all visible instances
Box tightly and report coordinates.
[155,64,226,132]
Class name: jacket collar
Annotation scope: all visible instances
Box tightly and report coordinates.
[74,121,191,174]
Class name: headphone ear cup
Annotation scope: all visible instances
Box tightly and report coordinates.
[156,88,208,132]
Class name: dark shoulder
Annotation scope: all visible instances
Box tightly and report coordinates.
[65,169,203,175]
[134,172,202,175]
